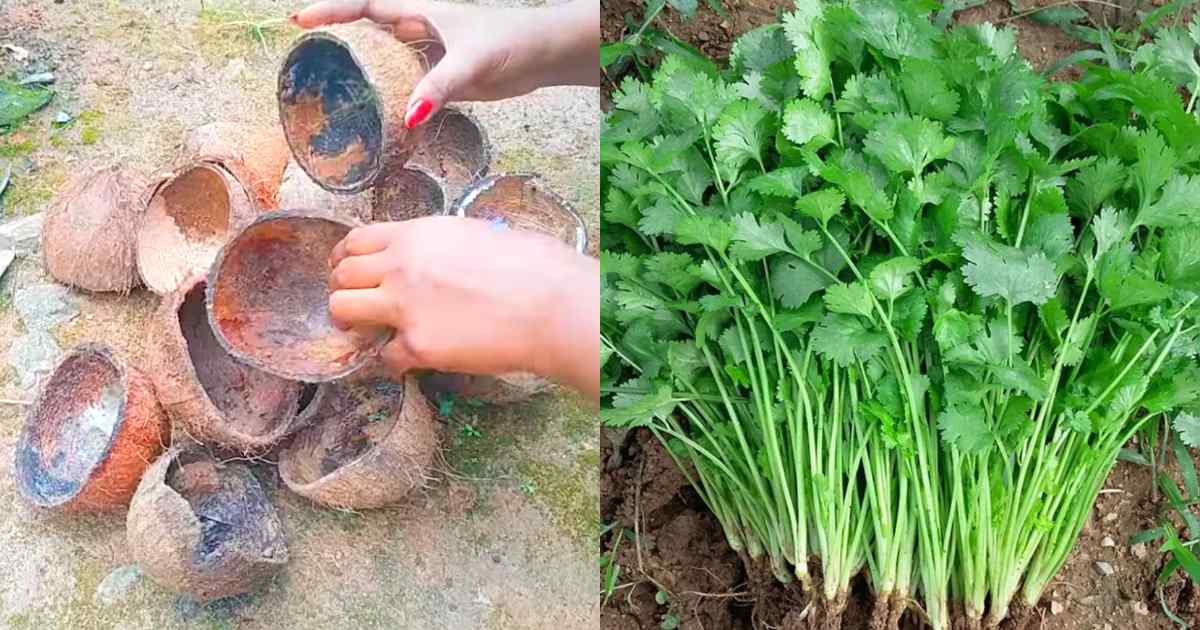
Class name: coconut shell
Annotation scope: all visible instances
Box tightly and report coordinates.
[406,107,490,202]
[150,274,324,454]
[14,343,169,512]
[371,164,446,222]
[206,209,391,382]
[41,166,150,293]
[277,159,373,222]
[127,447,288,600]
[181,122,291,210]
[278,374,436,509]
[136,160,257,295]
[278,22,423,193]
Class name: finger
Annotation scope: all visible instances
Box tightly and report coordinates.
[391,17,435,42]
[403,52,477,128]
[380,336,419,376]
[293,0,426,28]
[328,288,398,330]
[328,223,396,267]
[329,252,390,290]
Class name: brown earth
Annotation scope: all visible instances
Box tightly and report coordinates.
[599,1,1200,628]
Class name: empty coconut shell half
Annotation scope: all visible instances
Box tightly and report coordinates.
[406,107,489,201]
[150,274,324,454]
[278,22,423,193]
[14,343,169,511]
[372,164,446,221]
[277,159,373,223]
[279,374,436,509]
[127,447,288,601]
[181,122,291,210]
[136,160,257,295]
[42,166,150,293]
[207,210,391,382]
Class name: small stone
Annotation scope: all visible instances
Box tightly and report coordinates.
[94,565,142,606]
[6,330,62,390]
[174,594,202,621]
[0,248,13,281]
[1131,543,1147,559]
[0,213,44,255]
[1050,600,1064,615]
[1095,561,1115,576]
[1101,536,1115,547]
[1131,601,1149,616]
[142,61,152,71]
[14,283,77,330]
[1103,512,1119,523]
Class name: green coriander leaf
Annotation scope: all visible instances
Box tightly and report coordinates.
[938,405,994,454]
[603,384,676,427]
[1174,413,1200,448]
[852,0,938,61]
[1060,314,1095,367]
[719,326,747,364]
[990,360,1049,401]
[667,342,705,386]
[781,4,832,99]
[782,98,835,148]
[811,313,888,367]
[603,187,640,231]
[714,99,773,174]
[959,232,1058,305]
[824,282,874,317]
[934,308,980,351]
[698,293,742,312]
[869,256,921,300]
[601,251,641,280]
[1066,157,1125,218]
[1022,211,1073,265]
[730,24,794,75]
[748,167,808,197]
[892,288,928,342]
[638,200,686,237]
[1064,409,1092,435]
[864,113,955,176]
[1133,27,1200,89]
[972,22,1017,62]
[900,58,959,121]
[778,215,823,258]
[675,215,735,252]
[731,212,791,261]
[1098,243,1170,311]
[772,256,835,308]
[1133,128,1175,205]
[819,160,892,221]
[1091,207,1127,261]
[1139,174,1200,228]
[645,252,703,295]
[1163,226,1200,293]
[794,188,846,226]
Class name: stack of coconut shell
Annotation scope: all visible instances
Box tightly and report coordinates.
[15,20,590,605]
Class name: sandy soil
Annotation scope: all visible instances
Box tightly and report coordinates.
[0,1,599,628]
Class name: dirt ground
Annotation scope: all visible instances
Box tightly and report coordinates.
[0,1,599,628]
[600,1,1200,629]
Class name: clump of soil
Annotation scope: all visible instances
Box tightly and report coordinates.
[127,447,287,601]
[373,166,446,221]
[206,211,390,382]
[456,174,586,252]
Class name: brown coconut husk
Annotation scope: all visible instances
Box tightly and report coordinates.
[372,164,446,221]
[206,209,390,382]
[127,447,287,600]
[150,274,324,454]
[136,160,257,295]
[277,159,373,222]
[407,107,490,202]
[14,343,168,512]
[278,374,436,509]
[181,122,291,210]
[41,166,150,293]
[278,22,423,193]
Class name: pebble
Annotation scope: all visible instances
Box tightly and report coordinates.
[14,283,77,330]
[1131,543,1147,559]
[1101,536,1115,547]
[1050,600,1064,615]
[1103,512,1119,523]
[93,565,142,606]
[0,212,44,255]
[174,594,202,621]
[142,61,152,71]
[6,330,62,390]
[1095,561,1115,576]
[0,248,13,282]
[1131,601,1149,616]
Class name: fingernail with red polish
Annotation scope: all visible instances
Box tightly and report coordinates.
[405,99,434,129]
[288,12,299,25]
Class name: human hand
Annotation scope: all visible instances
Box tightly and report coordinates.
[327,217,600,400]
[293,0,599,128]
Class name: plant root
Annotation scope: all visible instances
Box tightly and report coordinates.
[997,598,1035,630]
[886,591,907,630]
[821,588,847,630]
[869,591,891,630]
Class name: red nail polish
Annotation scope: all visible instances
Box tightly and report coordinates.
[405,99,434,129]
[288,12,299,25]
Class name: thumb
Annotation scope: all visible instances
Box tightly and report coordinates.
[403,52,476,129]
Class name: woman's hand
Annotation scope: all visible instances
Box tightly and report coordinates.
[293,0,599,128]
[327,217,600,401]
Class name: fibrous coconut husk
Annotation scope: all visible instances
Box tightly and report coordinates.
[206,209,391,382]
[278,374,436,509]
[442,173,588,403]
[406,107,489,202]
[127,447,288,601]
[136,160,257,295]
[278,22,423,193]
[150,274,324,454]
[14,343,169,511]
[277,159,372,223]
[42,166,150,293]
[181,122,291,210]
[372,164,446,221]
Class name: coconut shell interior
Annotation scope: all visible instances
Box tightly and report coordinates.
[277,159,372,223]
[372,167,445,221]
[15,348,126,506]
[138,163,252,295]
[178,280,312,439]
[408,108,489,192]
[456,174,587,252]
[182,123,291,210]
[280,376,406,485]
[279,35,382,192]
[207,212,389,381]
